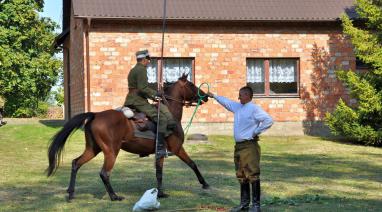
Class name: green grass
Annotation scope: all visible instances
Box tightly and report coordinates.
[0,123,381,211]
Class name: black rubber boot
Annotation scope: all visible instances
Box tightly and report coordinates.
[230,182,250,212]
[249,180,261,212]
[156,133,168,159]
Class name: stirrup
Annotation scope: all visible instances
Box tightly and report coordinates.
[155,149,175,158]
[155,149,168,159]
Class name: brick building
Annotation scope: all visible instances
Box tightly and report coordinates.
[55,0,358,136]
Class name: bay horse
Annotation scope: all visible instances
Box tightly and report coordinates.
[46,74,210,201]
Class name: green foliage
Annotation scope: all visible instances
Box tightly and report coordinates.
[326,0,382,146]
[36,101,48,117]
[53,86,64,106]
[13,107,35,118]
[11,101,48,118]
[0,0,62,116]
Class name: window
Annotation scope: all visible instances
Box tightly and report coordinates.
[247,58,299,97]
[147,58,194,88]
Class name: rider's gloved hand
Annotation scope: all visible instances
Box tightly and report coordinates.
[154,90,163,101]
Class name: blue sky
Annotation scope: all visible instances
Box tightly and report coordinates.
[40,0,62,31]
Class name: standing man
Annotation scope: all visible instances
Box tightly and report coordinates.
[124,49,176,157]
[208,86,273,212]
[0,95,7,126]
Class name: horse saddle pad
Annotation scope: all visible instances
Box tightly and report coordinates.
[115,106,156,140]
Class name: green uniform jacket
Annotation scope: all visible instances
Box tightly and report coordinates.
[124,63,157,106]
[0,96,5,108]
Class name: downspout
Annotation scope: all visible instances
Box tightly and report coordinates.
[85,18,91,112]
[63,46,71,119]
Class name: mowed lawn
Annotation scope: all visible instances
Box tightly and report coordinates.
[0,122,381,212]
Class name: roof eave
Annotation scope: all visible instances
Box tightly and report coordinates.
[73,15,344,22]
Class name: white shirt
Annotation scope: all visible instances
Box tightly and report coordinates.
[214,95,273,142]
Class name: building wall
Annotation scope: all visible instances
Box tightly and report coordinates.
[67,21,355,136]
[82,22,355,124]
[67,14,86,116]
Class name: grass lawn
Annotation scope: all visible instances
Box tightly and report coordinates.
[0,122,381,211]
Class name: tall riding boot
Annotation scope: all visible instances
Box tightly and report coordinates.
[230,182,250,212]
[156,133,168,158]
[249,180,261,212]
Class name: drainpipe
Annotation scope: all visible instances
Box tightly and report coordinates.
[63,46,71,119]
[85,18,91,112]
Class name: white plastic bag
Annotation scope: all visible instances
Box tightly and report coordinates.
[133,188,160,212]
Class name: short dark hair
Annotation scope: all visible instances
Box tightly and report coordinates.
[240,86,253,97]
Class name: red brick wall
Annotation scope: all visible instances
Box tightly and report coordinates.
[67,15,86,116]
[68,21,355,122]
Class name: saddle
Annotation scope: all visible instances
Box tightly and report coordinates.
[132,112,156,132]
[116,106,156,133]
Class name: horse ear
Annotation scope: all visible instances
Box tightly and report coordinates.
[180,73,188,81]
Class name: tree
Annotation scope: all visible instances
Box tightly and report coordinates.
[0,0,61,117]
[326,0,382,146]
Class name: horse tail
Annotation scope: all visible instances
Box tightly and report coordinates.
[46,112,95,177]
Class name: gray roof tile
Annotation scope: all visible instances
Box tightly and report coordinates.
[73,0,357,21]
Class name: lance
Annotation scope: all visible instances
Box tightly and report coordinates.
[155,0,168,159]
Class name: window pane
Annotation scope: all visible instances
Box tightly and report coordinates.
[147,58,158,89]
[164,59,192,83]
[269,59,297,94]
[246,59,265,94]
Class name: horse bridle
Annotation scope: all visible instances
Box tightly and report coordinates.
[163,81,200,107]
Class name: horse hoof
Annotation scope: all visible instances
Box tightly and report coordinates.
[158,192,169,198]
[111,195,124,201]
[67,193,75,202]
[202,184,210,189]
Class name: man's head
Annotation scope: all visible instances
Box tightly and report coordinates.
[239,86,253,104]
[136,49,151,66]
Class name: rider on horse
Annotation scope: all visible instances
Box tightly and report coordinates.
[124,49,176,157]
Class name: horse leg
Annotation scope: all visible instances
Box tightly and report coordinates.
[176,147,210,189]
[155,157,169,198]
[99,150,123,201]
[67,146,100,201]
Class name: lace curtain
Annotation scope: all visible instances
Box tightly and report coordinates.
[247,59,264,83]
[147,59,192,83]
[269,59,296,82]
[147,59,158,83]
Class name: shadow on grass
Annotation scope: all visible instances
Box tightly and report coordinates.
[1,139,381,211]
[0,156,237,211]
[262,152,382,183]
[39,120,65,128]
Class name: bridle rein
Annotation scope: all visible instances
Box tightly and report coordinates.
[162,81,200,107]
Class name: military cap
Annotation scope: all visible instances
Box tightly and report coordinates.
[136,49,150,59]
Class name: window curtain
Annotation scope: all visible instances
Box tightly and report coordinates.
[164,59,192,82]
[269,59,296,82]
[147,59,192,83]
[247,59,264,83]
[147,59,158,83]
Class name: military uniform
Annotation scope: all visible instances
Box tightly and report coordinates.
[123,50,176,158]
[124,63,174,137]
[0,96,6,126]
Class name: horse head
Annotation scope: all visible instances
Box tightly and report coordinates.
[165,73,209,106]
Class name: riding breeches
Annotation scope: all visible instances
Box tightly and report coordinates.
[234,140,261,183]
